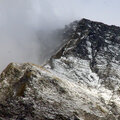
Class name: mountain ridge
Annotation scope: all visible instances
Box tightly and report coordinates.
[0,18,120,120]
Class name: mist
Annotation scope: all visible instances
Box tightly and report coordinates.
[0,0,120,71]
[0,0,67,71]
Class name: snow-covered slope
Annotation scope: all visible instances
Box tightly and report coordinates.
[0,19,120,120]
[46,18,120,89]
[45,18,120,119]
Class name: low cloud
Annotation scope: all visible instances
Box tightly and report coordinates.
[0,0,67,71]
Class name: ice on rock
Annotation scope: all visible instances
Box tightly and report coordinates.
[0,18,120,119]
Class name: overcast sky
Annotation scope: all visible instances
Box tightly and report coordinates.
[29,0,120,27]
[0,0,120,71]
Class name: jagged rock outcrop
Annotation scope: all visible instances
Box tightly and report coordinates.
[0,19,120,120]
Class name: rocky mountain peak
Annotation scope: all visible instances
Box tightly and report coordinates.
[55,18,120,60]
[48,19,120,89]
[0,19,120,120]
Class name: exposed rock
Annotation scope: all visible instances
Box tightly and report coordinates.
[0,19,120,120]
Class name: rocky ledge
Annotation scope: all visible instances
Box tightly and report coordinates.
[0,19,120,120]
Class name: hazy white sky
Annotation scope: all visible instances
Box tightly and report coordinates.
[29,0,120,27]
[0,0,119,71]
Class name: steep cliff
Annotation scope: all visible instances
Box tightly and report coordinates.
[0,19,120,120]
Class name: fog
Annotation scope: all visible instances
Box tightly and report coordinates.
[0,0,64,71]
[0,0,120,71]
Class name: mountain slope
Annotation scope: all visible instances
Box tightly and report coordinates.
[46,18,120,89]
[0,19,120,120]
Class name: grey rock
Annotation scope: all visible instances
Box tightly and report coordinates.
[0,19,120,120]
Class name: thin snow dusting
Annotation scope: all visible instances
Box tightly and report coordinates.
[46,56,99,87]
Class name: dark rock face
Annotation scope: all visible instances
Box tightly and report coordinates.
[52,18,120,89]
[60,18,120,61]
[0,19,120,120]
